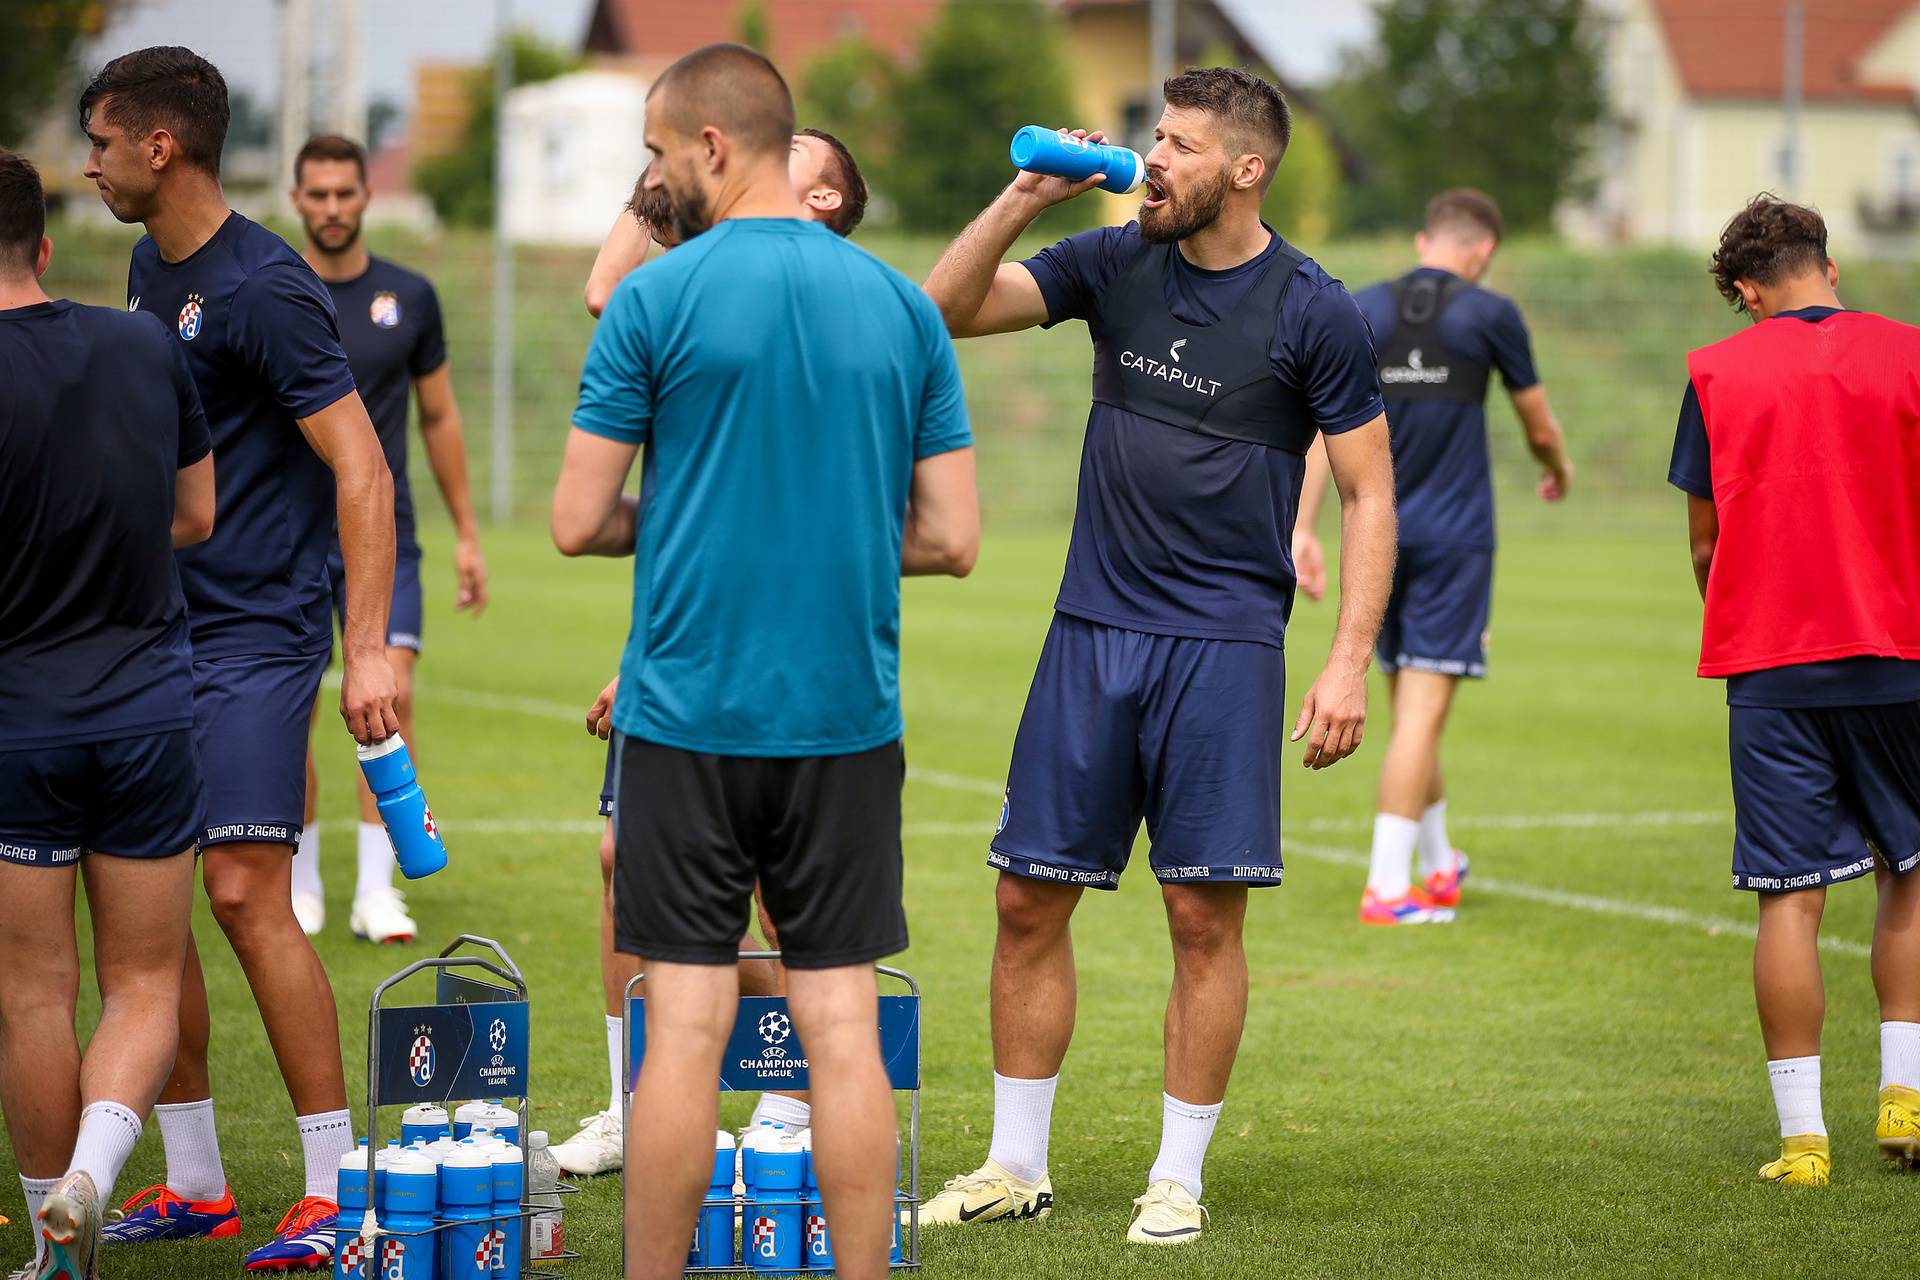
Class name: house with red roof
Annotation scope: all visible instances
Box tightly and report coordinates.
[1569,0,1920,250]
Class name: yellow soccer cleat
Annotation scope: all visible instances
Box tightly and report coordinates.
[1126,1180,1207,1245]
[1758,1134,1830,1186]
[1876,1085,1920,1167]
[921,1159,1053,1227]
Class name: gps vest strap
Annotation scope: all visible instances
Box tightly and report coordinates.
[1375,273,1490,404]
[1687,310,1920,677]
[1089,237,1318,452]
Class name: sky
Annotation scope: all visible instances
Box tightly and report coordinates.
[91,0,1376,113]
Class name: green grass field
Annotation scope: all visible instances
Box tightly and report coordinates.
[3,519,1911,1278]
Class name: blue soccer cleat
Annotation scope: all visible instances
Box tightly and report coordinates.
[99,1183,242,1244]
[243,1197,337,1272]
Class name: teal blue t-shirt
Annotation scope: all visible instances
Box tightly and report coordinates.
[572,218,972,756]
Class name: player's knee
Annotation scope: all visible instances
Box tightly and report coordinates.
[598,825,616,886]
[995,875,1074,945]
[1166,896,1243,959]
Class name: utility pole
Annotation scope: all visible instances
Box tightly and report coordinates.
[1150,0,1175,92]
[490,0,516,524]
[1781,0,1803,194]
[336,0,369,145]
[277,0,312,211]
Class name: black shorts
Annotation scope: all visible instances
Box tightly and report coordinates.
[611,733,906,969]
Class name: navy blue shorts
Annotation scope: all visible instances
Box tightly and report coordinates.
[0,729,204,866]
[598,743,616,818]
[989,615,1286,889]
[328,546,425,652]
[1729,702,1920,892]
[193,651,331,849]
[1376,544,1493,678]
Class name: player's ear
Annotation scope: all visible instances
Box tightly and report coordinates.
[146,128,174,173]
[1233,153,1263,192]
[1826,257,1839,289]
[807,187,842,214]
[34,236,52,280]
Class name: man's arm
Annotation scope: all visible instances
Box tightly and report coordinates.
[413,364,488,614]
[297,392,400,744]
[552,428,640,557]
[1510,384,1574,500]
[1687,494,1718,600]
[922,132,1106,338]
[1291,415,1396,769]
[172,454,215,546]
[902,447,979,577]
[1292,435,1332,603]
[585,210,656,319]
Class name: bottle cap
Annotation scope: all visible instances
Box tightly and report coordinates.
[355,734,407,763]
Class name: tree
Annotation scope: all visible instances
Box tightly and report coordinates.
[881,0,1086,235]
[734,0,771,51]
[797,32,900,197]
[1,1,111,147]
[1263,110,1344,244]
[414,31,580,228]
[1327,0,1604,234]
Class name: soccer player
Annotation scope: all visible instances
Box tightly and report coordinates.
[551,44,976,1280]
[0,150,212,1280]
[80,47,400,1269]
[919,68,1395,1243]
[1668,195,1920,1186]
[288,132,490,945]
[555,133,871,1177]
[1293,188,1573,925]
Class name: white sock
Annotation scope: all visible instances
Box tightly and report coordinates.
[1417,801,1453,878]
[296,1109,355,1200]
[68,1100,144,1207]
[1367,814,1420,898]
[1147,1093,1222,1200]
[606,1013,626,1114]
[1882,1021,1920,1092]
[354,822,394,900]
[986,1072,1057,1183]
[750,1093,812,1131]
[21,1174,56,1264]
[291,825,323,898]
[154,1098,226,1201]
[1768,1056,1825,1137]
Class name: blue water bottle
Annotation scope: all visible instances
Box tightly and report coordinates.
[489,1142,524,1280]
[401,1105,450,1147]
[356,735,448,879]
[438,1144,498,1280]
[693,1130,736,1268]
[747,1133,805,1272]
[333,1148,373,1280]
[1009,125,1144,194]
[800,1131,832,1272]
[380,1146,438,1280]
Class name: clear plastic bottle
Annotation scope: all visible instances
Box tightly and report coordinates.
[526,1130,565,1259]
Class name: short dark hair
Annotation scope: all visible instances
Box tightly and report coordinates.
[79,46,230,176]
[649,43,794,160]
[796,127,867,237]
[295,133,368,185]
[1710,194,1829,312]
[1161,66,1291,183]
[0,151,46,275]
[1425,188,1504,244]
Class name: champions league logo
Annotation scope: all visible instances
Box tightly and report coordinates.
[177,293,204,341]
[758,1011,792,1046]
[408,1034,435,1086]
[370,291,402,328]
[489,1019,508,1052]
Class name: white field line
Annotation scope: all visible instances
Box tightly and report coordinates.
[378,679,1867,956]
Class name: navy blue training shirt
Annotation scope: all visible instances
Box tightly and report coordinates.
[1668,304,1920,709]
[130,212,359,659]
[1022,223,1383,648]
[0,301,210,748]
[323,256,447,555]
[1353,268,1538,549]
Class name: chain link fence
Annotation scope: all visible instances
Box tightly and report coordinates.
[44,219,1920,540]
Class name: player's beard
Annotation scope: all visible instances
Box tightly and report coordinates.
[666,180,714,243]
[307,218,361,254]
[1139,164,1232,245]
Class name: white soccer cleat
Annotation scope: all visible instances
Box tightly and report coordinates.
[550,1110,625,1177]
[1126,1180,1206,1245]
[291,890,325,936]
[921,1159,1052,1226]
[349,888,416,944]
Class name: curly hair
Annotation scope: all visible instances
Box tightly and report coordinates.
[1710,194,1828,312]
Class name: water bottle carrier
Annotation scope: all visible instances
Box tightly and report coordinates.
[624,954,924,1275]
[359,934,581,1277]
